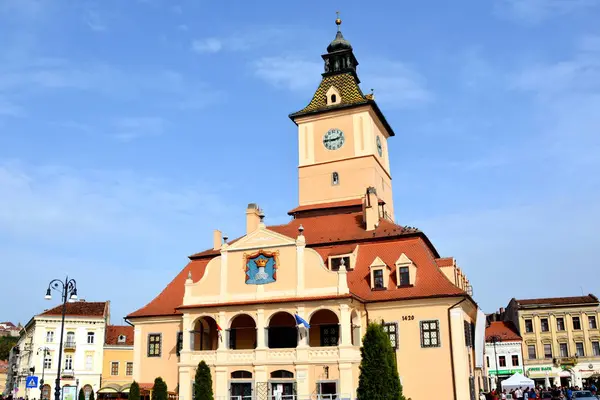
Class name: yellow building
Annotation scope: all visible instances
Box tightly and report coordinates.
[0,360,8,395]
[127,16,487,400]
[99,326,134,398]
[504,294,600,388]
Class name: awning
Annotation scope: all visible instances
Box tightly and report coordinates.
[97,384,121,394]
[119,384,132,393]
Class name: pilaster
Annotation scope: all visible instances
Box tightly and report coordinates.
[219,243,229,302]
[215,366,228,398]
[339,363,354,399]
[296,235,305,295]
[179,368,191,400]
[295,365,310,398]
[339,304,351,346]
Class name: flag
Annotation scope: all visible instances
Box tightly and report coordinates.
[294,314,310,329]
[216,322,223,341]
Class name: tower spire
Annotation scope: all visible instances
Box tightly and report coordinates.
[336,11,341,32]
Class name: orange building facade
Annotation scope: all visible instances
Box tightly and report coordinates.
[127,17,487,400]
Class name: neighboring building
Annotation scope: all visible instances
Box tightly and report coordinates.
[0,360,8,395]
[504,294,600,388]
[11,301,109,400]
[99,326,134,396]
[0,322,22,337]
[485,321,524,389]
[126,16,487,400]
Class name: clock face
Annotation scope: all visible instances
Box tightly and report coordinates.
[376,136,383,157]
[323,128,345,150]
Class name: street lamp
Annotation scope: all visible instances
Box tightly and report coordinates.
[37,346,51,398]
[487,334,502,392]
[45,277,78,400]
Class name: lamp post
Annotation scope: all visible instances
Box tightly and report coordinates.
[487,334,502,392]
[37,346,51,399]
[45,277,78,400]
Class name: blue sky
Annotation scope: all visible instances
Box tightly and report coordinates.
[1,0,599,325]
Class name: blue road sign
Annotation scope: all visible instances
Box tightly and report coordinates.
[25,376,39,388]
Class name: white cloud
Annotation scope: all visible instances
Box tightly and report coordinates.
[496,0,600,23]
[113,117,166,142]
[83,9,107,32]
[0,160,231,243]
[361,59,433,108]
[191,38,223,54]
[253,56,433,108]
[253,56,321,91]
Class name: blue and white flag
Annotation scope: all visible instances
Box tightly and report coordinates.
[294,314,310,329]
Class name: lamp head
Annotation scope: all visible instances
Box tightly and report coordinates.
[44,288,52,300]
[70,288,78,300]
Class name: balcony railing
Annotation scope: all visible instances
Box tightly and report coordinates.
[187,346,359,365]
[64,341,76,350]
[62,369,75,378]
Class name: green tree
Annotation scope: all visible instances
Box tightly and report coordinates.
[152,377,167,400]
[0,337,18,360]
[78,388,85,400]
[89,387,95,400]
[357,322,406,400]
[193,361,213,400]
[129,381,141,400]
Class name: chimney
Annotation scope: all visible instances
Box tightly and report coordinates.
[363,187,379,231]
[213,229,222,251]
[246,203,261,234]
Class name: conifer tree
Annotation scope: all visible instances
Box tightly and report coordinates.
[357,322,406,400]
[78,388,85,400]
[89,388,95,400]
[194,361,214,400]
[129,381,141,400]
[152,377,168,400]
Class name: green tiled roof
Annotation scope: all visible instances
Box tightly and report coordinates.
[290,73,368,118]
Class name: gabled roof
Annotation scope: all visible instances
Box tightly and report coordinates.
[515,294,599,308]
[128,211,464,319]
[39,301,108,318]
[486,321,522,342]
[105,325,134,346]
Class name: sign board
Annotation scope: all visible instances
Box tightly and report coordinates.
[25,376,39,388]
[489,369,523,376]
[63,386,77,400]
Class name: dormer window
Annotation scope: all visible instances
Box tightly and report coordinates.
[373,270,384,289]
[369,256,389,290]
[118,335,126,343]
[325,86,341,106]
[332,172,339,185]
[395,253,416,287]
[329,255,352,271]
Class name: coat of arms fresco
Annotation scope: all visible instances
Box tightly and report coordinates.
[244,250,278,285]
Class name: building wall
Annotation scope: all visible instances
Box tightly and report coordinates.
[485,341,524,388]
[295,106,395,219]
[0,370,8,395]
[12,315,106,398]
[133,318,181,391]
[102,347,134,386]
[507,302,600,387]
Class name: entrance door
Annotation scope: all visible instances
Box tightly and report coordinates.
[317,382,337,400]
[230,382,252,400]
[271,382,294,399]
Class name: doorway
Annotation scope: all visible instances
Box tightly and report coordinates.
[230,382,252,400]
[317,381,337,399]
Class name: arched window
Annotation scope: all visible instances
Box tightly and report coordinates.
[331,94,337,103]
[332,172,339,186]
[231,370,252,379]
[271,370,294,379]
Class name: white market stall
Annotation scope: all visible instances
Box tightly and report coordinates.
[501,372,535,390]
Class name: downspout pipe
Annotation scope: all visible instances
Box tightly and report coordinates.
[448,297,467,400]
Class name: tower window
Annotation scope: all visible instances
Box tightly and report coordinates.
[331,94,337,103]
[332,172,339,185]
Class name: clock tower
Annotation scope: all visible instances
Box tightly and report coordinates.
[289,15,396,221]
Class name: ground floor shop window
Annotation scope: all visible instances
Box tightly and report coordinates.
[317,381,338,399]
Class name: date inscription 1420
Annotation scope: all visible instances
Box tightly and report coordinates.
[402,315,415,321]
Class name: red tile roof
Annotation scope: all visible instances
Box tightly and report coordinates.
[287,198,384,215]
[105,325,134,346]
[128,211,464,319]
[486,321,522,342]
[516,295,599,307]
[39,301,108,317]
[435,257,454,267]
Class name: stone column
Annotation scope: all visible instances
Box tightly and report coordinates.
[256,309,266,349]
[339,304,351,346]
[215,366,228,398]
[179,368,191,400]
[339,363,354,399]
